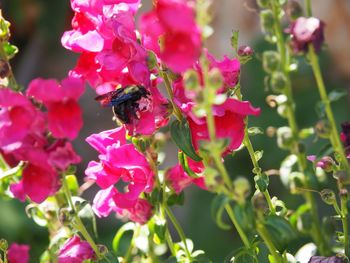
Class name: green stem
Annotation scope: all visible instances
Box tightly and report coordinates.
[308,45,350,172]
[165,229,176,257]
[269,0,330,254]
[243,133,276,214]
[340,196,349,257]
[305,0,312,16]
[164,205,192,260]
[0,38,20,91]
[224,204,251,248]
[257,223,282,263]
[61,175,101,259]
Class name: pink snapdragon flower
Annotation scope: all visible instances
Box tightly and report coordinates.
[165,164,206,194]
[286,17,325,53]
[173,80,261,154]
[58,236,95,263]
[8,243,30,263]
[27,76,84,140]
[140,0,202,72]
[85,127,154,223]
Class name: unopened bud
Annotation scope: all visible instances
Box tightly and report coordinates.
[252,192,268,213]
[260,10,275,34]
[208,68,223,90]
[339,188,348,199]
[0,239,8,251]
[238,45,254,57]
[277,126,294,149]
[333,170,350,184]
[263,51,280,73]
[270,71,288,93]
[233,177,251,203]
[285,0,303,21]
[257,0,269,8]
[184,69,200,91]
[315,120,331,139]
[320,189,336,205]
[316,156,334,173]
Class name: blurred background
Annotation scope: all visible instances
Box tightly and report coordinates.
[0,0,349,262]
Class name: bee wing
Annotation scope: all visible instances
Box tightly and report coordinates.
[95,89,125,107]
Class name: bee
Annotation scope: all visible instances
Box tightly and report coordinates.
[95,85,151,124]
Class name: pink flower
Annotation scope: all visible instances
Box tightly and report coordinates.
[173,80,260,153]
[10,163,59,203]
[8,243,30,263]
[206,51,241,89]
[165,164,205,194]
[286,17,325,53]
[140,0,202,73]
[47,141,81,171]
[0,88,45,152]
[58,236,95,263]
[27,76,84,140]
[86,127,154,218]
[126,198,153,224]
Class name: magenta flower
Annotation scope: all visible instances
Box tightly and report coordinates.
[341,122,350,156]
[8,243,30,263]
[47,141,82,171]
[173,80,260,153]
[140,0,202,73]
[10,163,59,203]
[206,51,241,89]
[86,127,154,223]
[27,76,84,140]
[58,236,95,263]
[126,198,153,224]
[165,164,206,194]
[0,88,45,153]
[286,17,325,53]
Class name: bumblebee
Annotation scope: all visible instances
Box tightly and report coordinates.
[95,85,150,124]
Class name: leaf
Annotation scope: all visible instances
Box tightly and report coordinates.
[3,42,18,59]
[248,127,264,136]
[315,101,326,118]
[74,197,98,238]
[231,30,239,52]
[211,194,231,230]
[254,150,264,162]
[178,151,199,178]
[233,203,255,232]
[328,89,347,103]
[263,215,298,253]
[298,128,314,139]
[170,120,202,161]
[224,247,257,263]
[112,222,135,253]
[254,173,269,192]
[316,143,333,159]
[167,191,185,206]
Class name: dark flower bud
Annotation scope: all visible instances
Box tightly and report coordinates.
[270,71,288,93]
[0,59,9,78]
[309,255,347,263]
[339,188,348,200]
[238,45,254,57]
[333,170,350,184]
[263,51,280,73]
[315,120,331,139]
[260,10,275,34]
[340,122,350,155]
[286,17,325,54]
[252,192,268,213]
[320,189,336,205]
[316,156,335,173]
[285,0,303,21]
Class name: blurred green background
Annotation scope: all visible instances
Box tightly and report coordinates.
[0,0,349,262]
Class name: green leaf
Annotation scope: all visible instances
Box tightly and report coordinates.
[224,247,257,263]
[74,197,98,238]
[247,127,264,136]
[170,120,202,161]
[328,89,347,103]
[254,173,269,192]
[112,222,135,253]
[167,191,185,206]
[315,101,326,118]
[154,221,166,242]
[211,194,231,230]
[178,151,199,178]
[231,30,239,52]
[263,215,298,253]
[233,203,255,232]
[254,150,264,162]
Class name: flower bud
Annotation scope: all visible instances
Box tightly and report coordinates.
[238,45,254,57]
[257,0,269,8]
[233,177,251,203]
[252,192,268,213]
[0,239,8,251]
[263,51,280,73]
[184,69,200,91]
[207,68,223,90]
[316,156,334,173]
[270,71,288,93]
[315,120,331,139]
[260,10,275,34]
[320,189,336,205]
[333,170,350,184]
[0,59,9,78]
[285,0,303,21]
[339,188,348,200]
[277,127,294,149]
